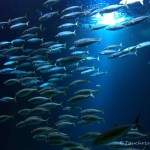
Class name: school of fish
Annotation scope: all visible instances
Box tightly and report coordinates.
[0,0,150,150]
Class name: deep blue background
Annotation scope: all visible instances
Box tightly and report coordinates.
[0,0,150,150]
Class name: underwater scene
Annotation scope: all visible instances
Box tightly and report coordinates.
[0,0,150,150]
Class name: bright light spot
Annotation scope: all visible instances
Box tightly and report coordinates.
[93,12,125,25]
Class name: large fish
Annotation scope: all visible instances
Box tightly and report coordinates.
[93,115,141,146]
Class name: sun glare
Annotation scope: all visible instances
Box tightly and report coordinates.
[94,12,125,25]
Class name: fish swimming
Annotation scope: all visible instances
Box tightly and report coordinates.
[124,16,150,26]
[93,115,141,145]
[120,0,144,5]
[74,38,102,47]
[99,4,125,13]
[10,22,29,29]
[61,6,82,13]
[55,31,76,38]
[58,22,78,29]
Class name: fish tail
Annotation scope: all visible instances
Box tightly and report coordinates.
[21,45,24,51]
[87,50,89,54]
[8,19,11,24]
[63,90,67,96]
[100,110,105,114]
[40,24,42,31]
[92,65,95,69]
[77,107,82,110]
[140,0,144,5]
[98,38,102,44]
[64,43,67,49]
[120,42,123,47]
[11,115,15,119]
[102,118,105,123]
[74,30,76,36]
[86,78,91,83]
[135,50,138,56]
[41,38,44,42]
[97,57,100,61]
[24,13,28,19]
[57,10,59,15]
[90,93,94,98]
[124,4,129,9]
[97,121,100,125]
[60,101,63,108]
[26,21,29,26]
[76,21,78,26]
[14,96,17,102]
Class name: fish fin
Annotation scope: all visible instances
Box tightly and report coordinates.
[41,38,44,42]
[74,30,76,36]
[105,71,108,75]
[98,38,102,44]
[63,67,66,71]
[134,113,142,130]
[97,57,100,61]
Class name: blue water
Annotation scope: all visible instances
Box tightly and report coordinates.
[0,0,150,150]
